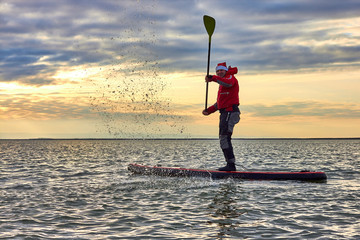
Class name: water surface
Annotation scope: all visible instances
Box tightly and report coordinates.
[0,139,359,239]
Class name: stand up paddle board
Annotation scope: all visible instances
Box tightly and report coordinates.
[128,163,327,181]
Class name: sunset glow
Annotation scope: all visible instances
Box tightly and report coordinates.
[1,0,359,138]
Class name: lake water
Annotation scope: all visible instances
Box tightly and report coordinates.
[0,139,359,239]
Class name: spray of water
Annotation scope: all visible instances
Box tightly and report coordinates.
[88,1,186,138]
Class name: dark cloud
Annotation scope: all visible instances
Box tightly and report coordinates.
[194,0,360,71]
[260,0,360,19]
[210,0,360,22]
[1,0,359,85]
[0,0,161,85]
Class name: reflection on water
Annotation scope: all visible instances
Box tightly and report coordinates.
[208,182,247,239]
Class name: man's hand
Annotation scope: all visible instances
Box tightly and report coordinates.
[202,110,210,116]
[205,75,213,82]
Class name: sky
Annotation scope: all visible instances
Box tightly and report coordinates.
[1,0,359,139]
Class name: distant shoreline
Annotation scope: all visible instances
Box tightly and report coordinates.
[1,137,359,141]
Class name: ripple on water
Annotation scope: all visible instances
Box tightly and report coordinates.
[0,139,359,239]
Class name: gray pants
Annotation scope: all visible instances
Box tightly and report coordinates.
[219,110,240,163]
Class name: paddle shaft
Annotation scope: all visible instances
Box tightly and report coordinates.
[203,15,215,110]
[205,40,211,110]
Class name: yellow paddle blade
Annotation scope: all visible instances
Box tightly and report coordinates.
[203,15,216,39]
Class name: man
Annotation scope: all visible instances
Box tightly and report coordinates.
[203,62,240,171]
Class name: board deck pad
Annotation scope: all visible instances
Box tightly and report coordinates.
[128,163,327,181]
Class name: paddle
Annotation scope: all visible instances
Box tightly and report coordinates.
[203,15,216,110]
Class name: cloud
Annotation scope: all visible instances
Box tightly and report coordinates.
[193,1,360,72]
[210,0,360,22]
[1,0,360,87]
[0,0,162,85]
[0,86,190,137]
[243,101,360,119]
[0,93,93,120]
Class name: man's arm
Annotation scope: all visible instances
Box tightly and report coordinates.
[203,103,218,115]
[211,75,236,88]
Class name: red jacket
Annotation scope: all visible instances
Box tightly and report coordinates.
[207,67,239,113]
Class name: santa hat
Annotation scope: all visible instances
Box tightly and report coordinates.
[216,62,228,71]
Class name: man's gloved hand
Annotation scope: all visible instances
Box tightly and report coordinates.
[202,105,217,116]
[205,75,213,82]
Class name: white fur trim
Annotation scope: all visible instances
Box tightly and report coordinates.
[216,65,228,71]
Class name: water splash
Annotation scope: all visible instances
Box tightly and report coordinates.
[88,1,186,138]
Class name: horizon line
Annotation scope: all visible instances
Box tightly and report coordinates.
[1,137,359,141]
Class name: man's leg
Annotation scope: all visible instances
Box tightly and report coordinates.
[218,111,240,171]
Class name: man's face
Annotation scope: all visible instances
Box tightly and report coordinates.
[216,69,227,77]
